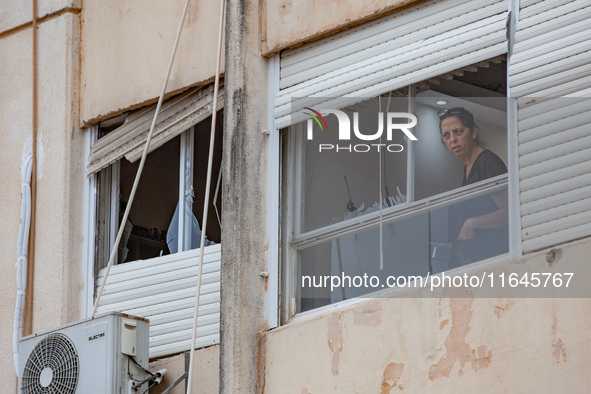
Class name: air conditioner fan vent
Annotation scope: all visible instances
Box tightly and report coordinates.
[21,332,79,394]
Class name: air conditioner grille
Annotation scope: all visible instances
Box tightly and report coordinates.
[21,333,79,394]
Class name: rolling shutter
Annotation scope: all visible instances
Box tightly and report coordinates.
[88,83,224,175]
[509,0,591,252]
[95,245,221,359]
[274,0,509,129]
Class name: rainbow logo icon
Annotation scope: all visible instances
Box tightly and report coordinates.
[303,107,329,132]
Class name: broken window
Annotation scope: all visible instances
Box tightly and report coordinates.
[92,90,223,270]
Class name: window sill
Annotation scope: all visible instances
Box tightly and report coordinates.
[287,251,511,325]
[292,174,508,250]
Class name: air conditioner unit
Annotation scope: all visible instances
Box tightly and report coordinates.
[18,312,150,394]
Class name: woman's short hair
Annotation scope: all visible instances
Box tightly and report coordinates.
[438,106,483,146]
[438,107,478,130]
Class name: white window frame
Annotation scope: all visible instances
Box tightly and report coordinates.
[265,55,281,329]
[82,125,98,317]
[98,126,219,263]
[84,122,223,318]
[275,80,520,324]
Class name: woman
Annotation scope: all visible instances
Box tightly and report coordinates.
[438,107,508,266]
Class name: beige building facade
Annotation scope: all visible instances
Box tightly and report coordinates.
[2,0,591,393]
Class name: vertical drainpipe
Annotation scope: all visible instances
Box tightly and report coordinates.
[24,0,38,337]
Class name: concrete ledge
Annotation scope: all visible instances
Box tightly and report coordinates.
[261,0,426,56]
[262,237,591,392]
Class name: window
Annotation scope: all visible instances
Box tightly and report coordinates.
[282,60,509,314]
[95,111,223,270]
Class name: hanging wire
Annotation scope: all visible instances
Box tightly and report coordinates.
[379,95,384,270]
[186,0,226,391]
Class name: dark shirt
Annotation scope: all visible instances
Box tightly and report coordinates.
[450,149,508,267]
[462,149,507,186]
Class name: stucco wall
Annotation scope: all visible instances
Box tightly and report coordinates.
[262,238,591,393]
[30,11,84,332]
[80,0,224,125]
[0,0,80,33]
[262,0,425,55]
[0,5,84,393]
[149,345,220,394]
[0,26,32,394]
[220,0,272,391]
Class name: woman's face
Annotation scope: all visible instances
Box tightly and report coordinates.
[439,115,478,160]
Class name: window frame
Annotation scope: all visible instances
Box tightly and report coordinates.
[278,85,518,322]
[83,122,224,352]
[96,125,222,266]
[84,111,225,319]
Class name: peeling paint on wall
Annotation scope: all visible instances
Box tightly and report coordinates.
[186,1,199,26]
[327,314,343,376]
[381,362,404,393]
[353,302,382,326]
[278,0,292,17]
[494,301,512,319]
[257,331,268,392]
[552,317,567,363]
[471,345,492,371]
[429,299,492,380]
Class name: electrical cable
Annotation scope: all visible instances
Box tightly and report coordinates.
[129,356,155,378]
[186,0,226,391]
[161,372,187,394]
[13,152,33,377]
[128,356,164,393]
[383,91,393,202]
[379,95,384,270]
[141,381,158,394]
[91,0,194,318]
[24,0,39,340]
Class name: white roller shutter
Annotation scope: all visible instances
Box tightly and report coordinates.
[510,0,591,252]
[95,245,220,359]
[274,0,509,129]
[88,82,224,175]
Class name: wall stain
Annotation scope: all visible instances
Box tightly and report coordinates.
[429,299,492,380]
[381,362,404,393]
[552,317,567,363]
[439,319,449,330]
[256,332,267,393]
[186,1,199,26]
[278,0,292,17]
[471,345,492,371]
[327,314,343,376]
[546,248,563,266]
[301,389,311,394]
[353,302,383,326]
[494,301,512,319]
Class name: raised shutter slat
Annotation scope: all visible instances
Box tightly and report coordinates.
[274,0,508,129]
[510,0,591,252]
[88,83,224,175]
